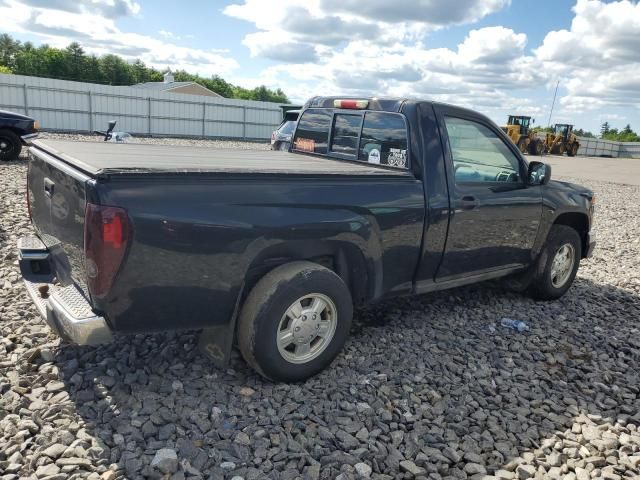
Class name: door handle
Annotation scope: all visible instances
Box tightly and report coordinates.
[44,178,55,197]
[460,195,478,210]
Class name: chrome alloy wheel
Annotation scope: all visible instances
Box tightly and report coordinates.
[550,243,575,288]
[276,293,337,364]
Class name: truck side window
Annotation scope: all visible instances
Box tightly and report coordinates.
[293,108,332,154]
[330,114,361,156]
[358,112,408,168]
[444,116,520,183]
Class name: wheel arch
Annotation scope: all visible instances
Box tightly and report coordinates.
[242,240,374,309]
[0,126,27,138]
[553,212,590,258]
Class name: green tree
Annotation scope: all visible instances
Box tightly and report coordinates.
[574,128,595,138]
[600,122,610,136]
[0,31,291,102]
[0,64,11,74]
[0,33,21,69]
[100,54,133,85]
[131,59,151,84]
[84,55,102,83]
[603,124,640,142]
[65,42,86,80]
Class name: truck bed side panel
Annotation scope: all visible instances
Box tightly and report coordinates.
[95,175,425,333]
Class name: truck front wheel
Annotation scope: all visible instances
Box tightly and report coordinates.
[237,261,353,382]
[529,225,582,300]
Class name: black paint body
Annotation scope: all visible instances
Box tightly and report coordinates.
[0,109,38,137]
[26,99,595,336]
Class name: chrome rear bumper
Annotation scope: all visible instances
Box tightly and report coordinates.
[18,236,113,345]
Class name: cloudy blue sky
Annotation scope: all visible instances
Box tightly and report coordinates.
[1,0,639,133]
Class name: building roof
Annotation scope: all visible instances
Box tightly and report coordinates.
[133,81,222,97]
[134,81,195,91]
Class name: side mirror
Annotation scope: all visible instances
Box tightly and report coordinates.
[528,161,551,185]
[532,118,536,124]
[104,120,117,141]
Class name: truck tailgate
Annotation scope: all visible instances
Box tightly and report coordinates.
[28,144,91,296]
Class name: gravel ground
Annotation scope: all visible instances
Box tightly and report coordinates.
[1,135,640,480]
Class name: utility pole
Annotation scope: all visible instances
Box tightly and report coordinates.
[547,80,559,127]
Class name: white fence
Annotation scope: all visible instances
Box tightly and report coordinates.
[576,137,640,158]
[534,132,640,158]
[577,137,626,158]
[0,73,284,140]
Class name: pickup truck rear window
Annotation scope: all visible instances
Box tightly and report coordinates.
[293,109,332,154]
[293,109,409,169]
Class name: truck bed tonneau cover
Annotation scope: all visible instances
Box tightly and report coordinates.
[30,140,411,177]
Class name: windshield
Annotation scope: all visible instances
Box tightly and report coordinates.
[278,120,296,136]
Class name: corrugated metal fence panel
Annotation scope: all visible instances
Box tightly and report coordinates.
[0,73,285,139]
[620,143,640,159]
[576,137,621,157]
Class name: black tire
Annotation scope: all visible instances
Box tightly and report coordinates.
[237,261,353,382]
[517,138,527,154]
[529,225,581,300]
[528,140,543,155]
[0,129,22,161]
[567,143,578,157]
[535,140,544,155]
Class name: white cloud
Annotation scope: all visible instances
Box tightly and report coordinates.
[536,0,640,111]
[223,0,510,60]
[17,0,140,18]
[320,0,510,25]
[225,0,638,131]
[222,0,545,119]
[0,0,238,77]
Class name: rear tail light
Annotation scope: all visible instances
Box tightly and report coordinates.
[271,131,276,144]
[84,203,131,297]
[333,99,369,109]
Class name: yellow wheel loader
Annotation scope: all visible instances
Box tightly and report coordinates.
[544,124,580,156]
[501,116,544,155]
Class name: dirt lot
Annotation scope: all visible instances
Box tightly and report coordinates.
[540,154,640,187]
[1,135,639,480]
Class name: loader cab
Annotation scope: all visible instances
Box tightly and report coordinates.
[508,116,532,135]
[554,124,573,141]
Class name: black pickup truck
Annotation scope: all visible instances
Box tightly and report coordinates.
[18,97,595,381]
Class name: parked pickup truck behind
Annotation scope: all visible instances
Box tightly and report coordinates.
[19,97,596,381]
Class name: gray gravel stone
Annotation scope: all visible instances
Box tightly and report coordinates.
[516,464,536,479]
[150,449,178,474]
[355,462,373,478]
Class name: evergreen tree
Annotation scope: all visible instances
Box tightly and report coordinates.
[0,31,290,103]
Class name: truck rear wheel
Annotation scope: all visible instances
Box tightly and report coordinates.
[529,225,581,300]
[567,143,578,157]
[237,261,353,382]
[0,129,22,161]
